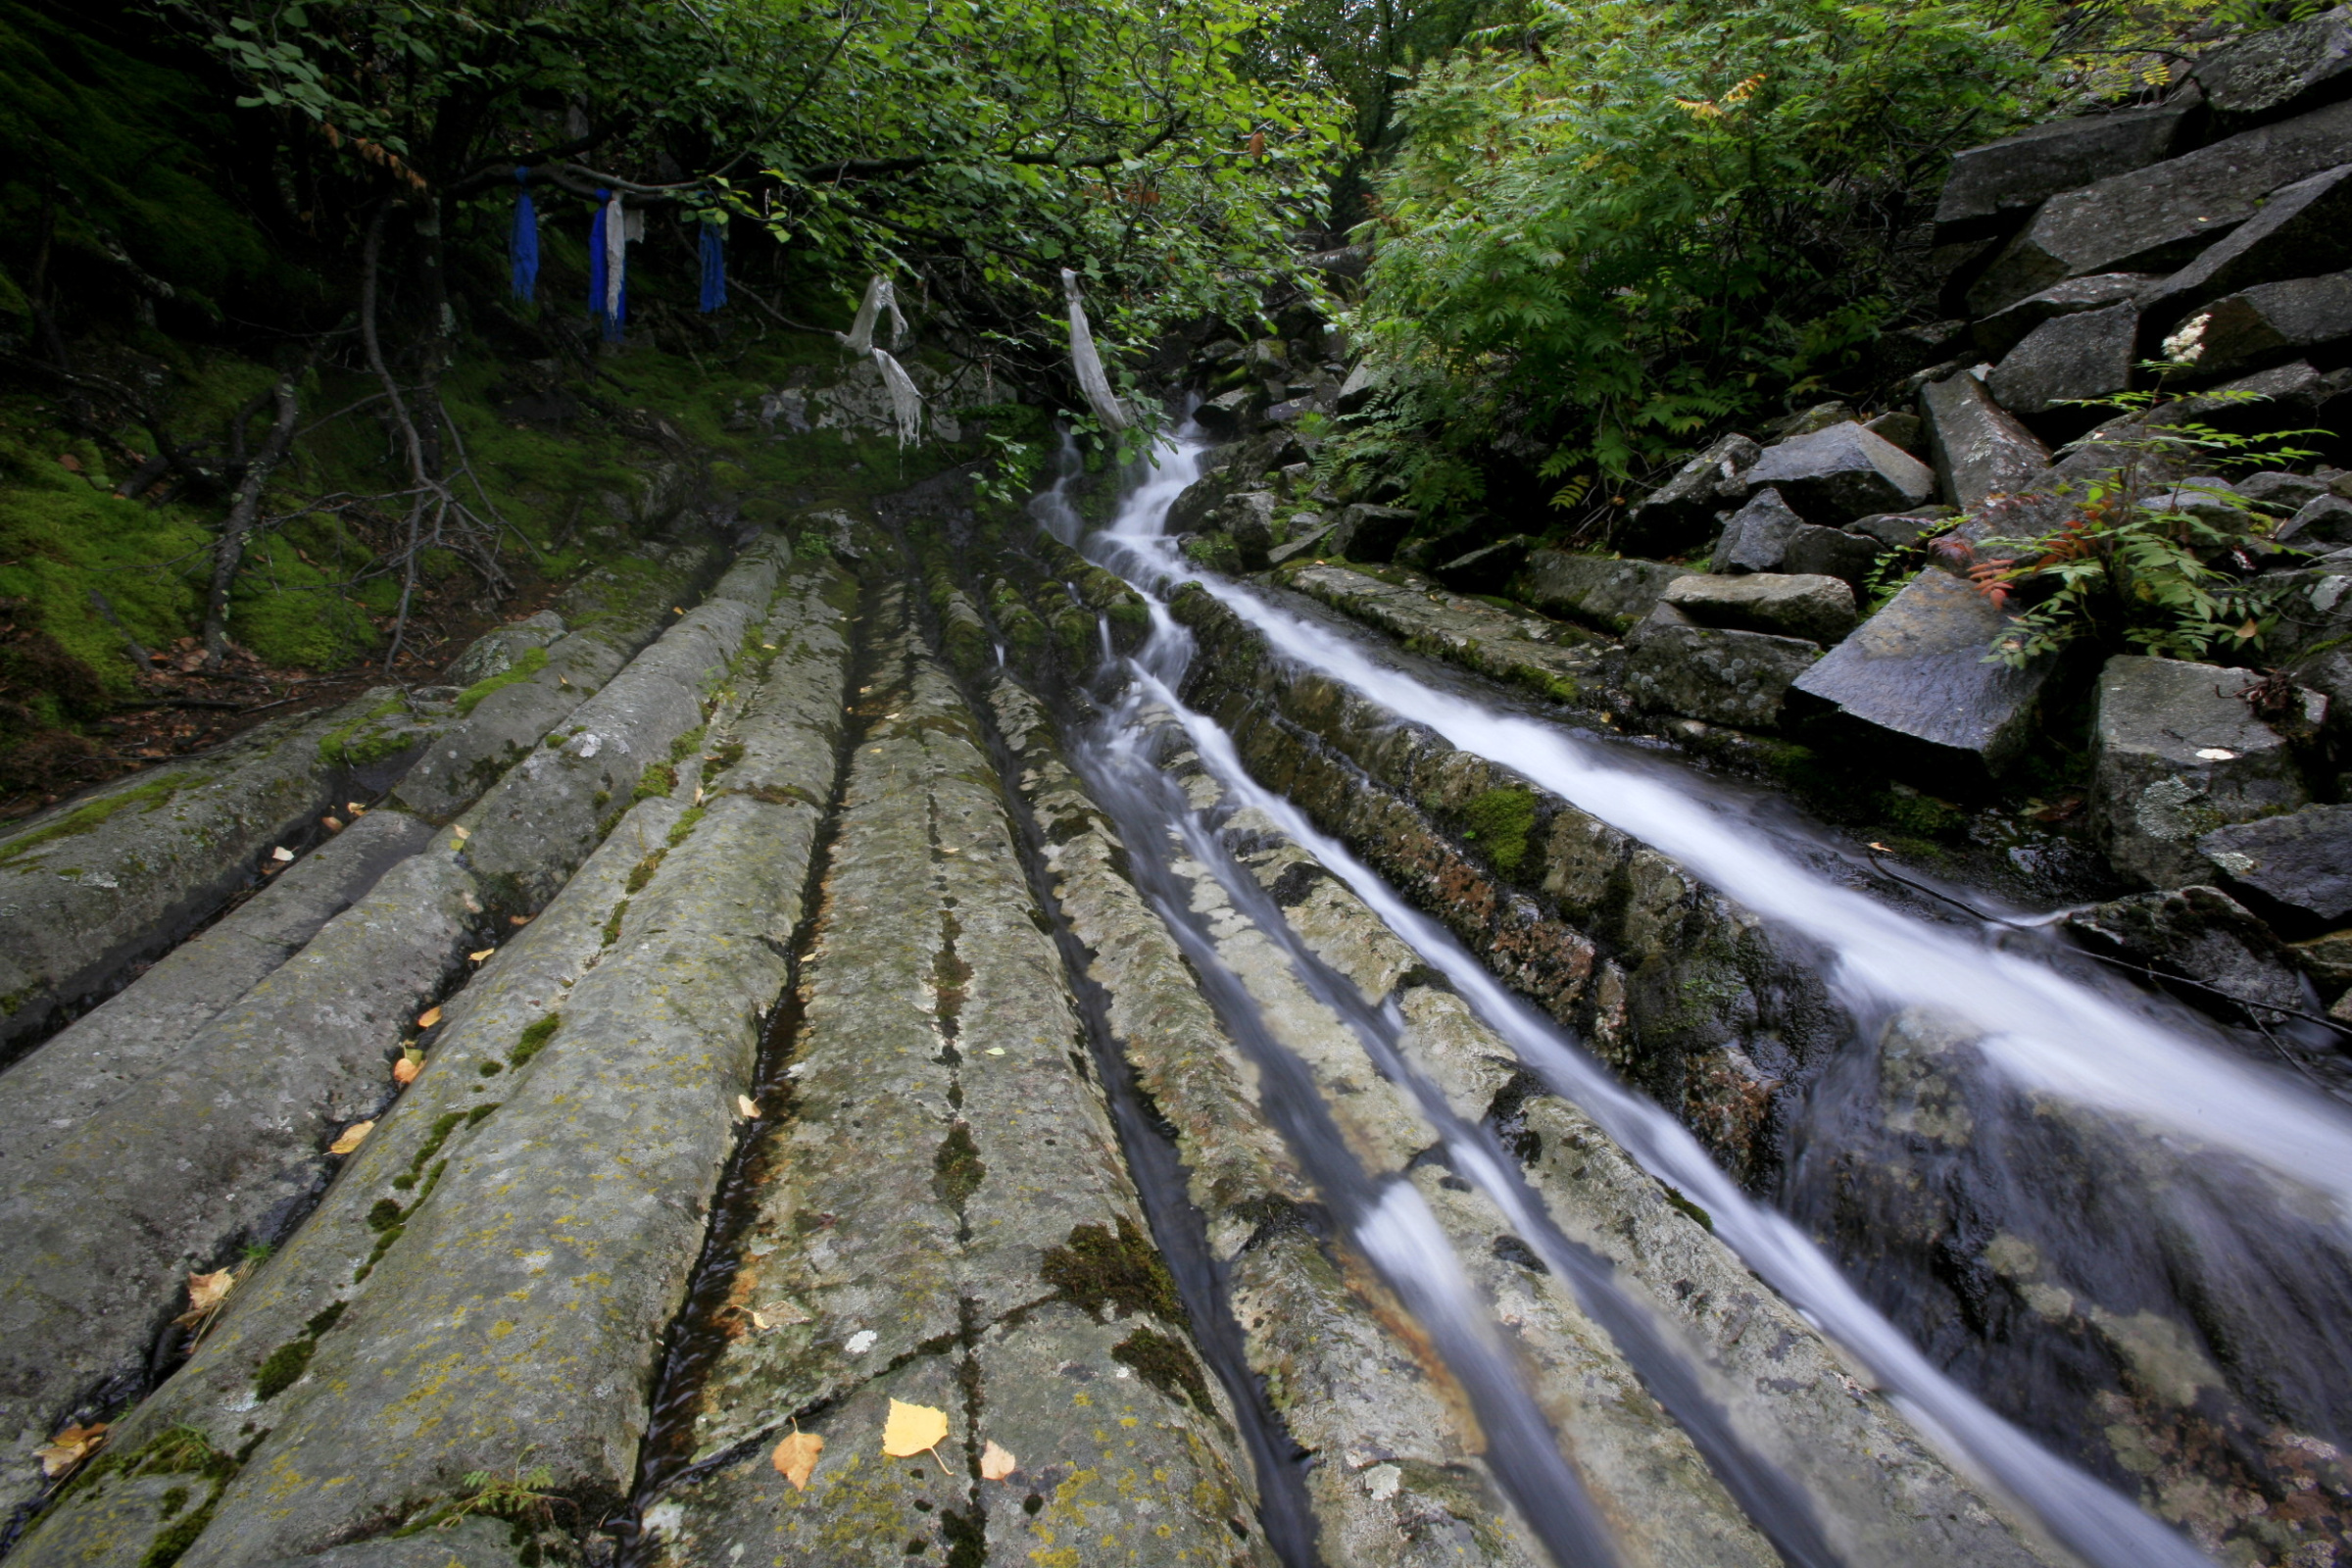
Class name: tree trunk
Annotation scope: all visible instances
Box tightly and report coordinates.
[200,368,301,664]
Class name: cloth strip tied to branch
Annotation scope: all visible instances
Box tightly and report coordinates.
[836,274,905,354]
[510,168,539,302]
[870,348,922,448]
[1060,269,1128,433]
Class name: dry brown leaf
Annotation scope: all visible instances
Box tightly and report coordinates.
[270,846,294,862]
[979,1440,1017,1481]
[737,1095,760,1119]
[469,948,495,963]
[348,801,366,813]
[510,914,531,927]
[749,1309,770,1330]
[392,1056,421,1086]
[772,1429,823,1490]
[321,815,344,833]
[416,1005,443,1029]
[881,1399,951,1466]
[35,1422,107,1478]
[172,1268,235,1327]
[327,1119,374,1155]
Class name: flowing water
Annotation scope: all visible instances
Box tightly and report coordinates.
[1037,432,2352,1568]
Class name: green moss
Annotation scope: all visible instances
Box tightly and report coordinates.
[139,1495,219,1568]
[1112,1325,1215,1414]
[1662,1186,1714,1232]
[625,851,664,893]
[453,646,548,717]
[252,1338,316,1400]
[630,763,678,805]
[1460,787,1538,874]
[157,1486,188,1520]
[601,898,630,947]
[666,725,706,764]
[509,1012,560,1069]
[665,807,705,846]
[366,1198,405,1233]
[933,1122,986,1206]
[1040,1215,1183,1324]
[0,771,187,866]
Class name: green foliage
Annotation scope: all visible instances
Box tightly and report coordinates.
[1331,0,2053,514]
[1969,385,2320,666]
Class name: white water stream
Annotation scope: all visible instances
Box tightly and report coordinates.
[1055,432,2347,1568]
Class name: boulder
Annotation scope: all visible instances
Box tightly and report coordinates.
[1741,421,1936,523]
[1433,534,1532,593]
[2088,656,2310,888]
[1663,571,1859,644]
[2138,163,2352,331]
[2143,476,2244,529]
[1516,550,1701,633]
[2237,469,2336,511]
[1935,104,2195,238]
[1267,520,1338,567]
[1193,386,1256,435]
[1713,490,1883,590]
[2156,360,2352,444]
[1968,98,2352,315]
[1788,567,2057,777]
[1973,272,2159,359]
[1620,432,1761,555]
[2064,886,2315,1024]
[1863,410,1927,457]
[1335,361,1381,415]
[2174,269,2352,378]
[1774,401,1858,438]
[1847,509,1959,549]
[2200,803,2352,921]
[1219,490,1278,569]
[2280,492,2352,546]
[1327,501,1416,562]
[1921,373,2055,509]
[2193,6,2352,131]
[1986,302,2138,423]
[1615,603,1821,729]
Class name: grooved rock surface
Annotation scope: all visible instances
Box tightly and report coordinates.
[1617,604,1821,729]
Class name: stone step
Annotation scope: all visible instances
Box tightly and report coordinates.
[638,594,1266,1568]
[6,546,857,1566]
[0,538,791,1527]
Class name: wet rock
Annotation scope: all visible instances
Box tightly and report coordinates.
[2238,469,2336,511]
[1936,105,2196,238]
[1774,400,1858,437]
[1328,501,1416,562]
[1620,433,1760,555]
[1847,509,1959,550]
[2200,802,2352,921]
[1789,568,2056,778]
[1434,535,1532,593]
[1921,372,2055,509]
[1517,550,1700,633]
[1269,517,1338,567]
[441,611,564,687]
[2140,163,2352,330]
[1336,359,1381,414]
[1285,564,1602,703]
[2142,475,2243,529]
[1864,409,1927,457]
[1974,272,2158,359]
[2065,886,2314,1025]
[2090,656,2310,889]
[1713,488,1881,588]
[2172,269,2352,378]
[1664,572,1859,645]
[1221,489,1279,569]
[1986,302,2137,424]
[2278,490,2352,545]
[1741,421,1936,524]
[1969,99,2352,314]
[1617,603,1821,729]
[2192,6,2352,130]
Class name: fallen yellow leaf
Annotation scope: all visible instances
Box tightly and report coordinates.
[773,1428,823,1490]
[327,1119,374,1155]
[750,1309,770,1330]
[737,1095,760,1119]
[172,1268,235,1327]
[347,801,366,813]
[510,914,531,926]
[392,1056,420,1086]
[270,846,294,862]
[417,1005,443,1029]
[452,824,470,840]
[321,815,344,833]
[469,948,495,963]
[881,1398,951,1465]
[35,1422,107,1479]
[979,1440,1017,1481]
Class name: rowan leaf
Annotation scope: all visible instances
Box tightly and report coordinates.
[881,1398,950,1459]
[328,1119,374,1154]
[35,1422,108,1478]
[772,1429,823,1490]
[979,1440,1017,1481]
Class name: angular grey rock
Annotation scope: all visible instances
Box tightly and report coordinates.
[1167,466,1240,533]
[1936,105,2195,235]
[1434,534,1531,593]
[1663,571,1859,644]
[2237,469,2336,511]
[1741,421,1936,523]
[1847,509,1960,549]
[2180,269,2352,377]
[2089,656,2309,889]
[1864,409,1927,456]
[1620,432,1760,554]
[1774,400,1858,438]
[2143,475,2244,529]
[1219,489,1279,568]
[2193,6,2352,130]
[2139,163,2352,329]
[1617,603,1821,729]
[1714,487,1882,588]
[1516,550,1700,632]
[1974,273,2158,359]
[1267,519,1337,566]
[1790,567,2056,775]
[2064,886,2314,1025]
[1922,372,2055,508]
[1335,360,1381,414]
[1969,98,2352,314]
[441,611,564,687]
[1327,501,1416,562]
[2200,803,2352,920]
[1986,302,2138,418]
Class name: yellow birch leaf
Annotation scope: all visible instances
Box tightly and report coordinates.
[270,846,294,862]
[35,1423,107,1478]
[392,1056,420,1086]
[452,824,470,840]
[469,948,494,963]
[172,1269,234,1326]
[881,1398,950,1459]
[321,815,344,833]
[773,1429,823,1490]
[979,1440,1017,1481]
[417,1005,443,1029]
[327,1119,374,1155]
[737,1095,760,1119]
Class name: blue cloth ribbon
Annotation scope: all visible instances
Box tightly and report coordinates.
[699,220,726,314]
[510,168,539,302]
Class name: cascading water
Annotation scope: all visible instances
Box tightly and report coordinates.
[1035,428,2352,1568]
